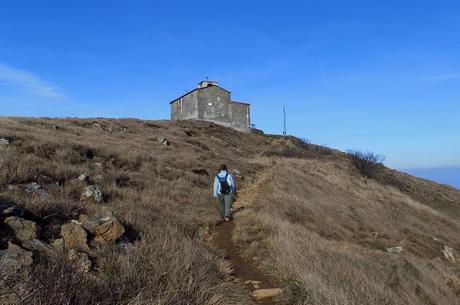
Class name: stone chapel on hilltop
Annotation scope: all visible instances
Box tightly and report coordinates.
[170,80,251,133]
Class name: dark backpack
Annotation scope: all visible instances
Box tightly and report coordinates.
[217,173,230,195]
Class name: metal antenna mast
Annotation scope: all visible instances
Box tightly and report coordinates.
[283,104,287,138]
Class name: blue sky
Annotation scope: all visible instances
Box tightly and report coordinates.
[0,1,459,182]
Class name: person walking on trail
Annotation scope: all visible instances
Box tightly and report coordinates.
[213,164,235,222]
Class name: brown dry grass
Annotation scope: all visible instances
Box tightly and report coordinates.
[233,158,460,305]
[0,117,270,305]
[1,117,459,305]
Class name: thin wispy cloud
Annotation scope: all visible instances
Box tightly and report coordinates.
[421,74,460,83]
[0,63,66,99]
[318,57,332,87]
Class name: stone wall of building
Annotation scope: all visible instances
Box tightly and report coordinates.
[197,86,232,128]
[230,102,250,133]
[171,91,199,120]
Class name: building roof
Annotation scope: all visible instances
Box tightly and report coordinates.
[231,100,250,106]
[170,84,231,104]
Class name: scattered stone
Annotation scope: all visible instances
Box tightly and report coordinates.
[71,219,83,225]
[157,136,169,146]
[371,232,379,238]
[68,249,92,273]
[251,288,283,300]
[92,122,101,128]
[0,138,9,145]
[442,245,456,263]
[24,182,48,196]
[82,216,125,242]
[245,280,262,285]
[81,185,103,203]
[5,216,39,243]
[23,239,52,255]
[78,174,89,182]
[232,169,242,178]
[60,222,90,252]
[387,246,403,254]
[2,206,17,215]
[0,248,33,270]
[1,203,22,217]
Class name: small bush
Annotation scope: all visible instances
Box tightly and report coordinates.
[348,150,385,178]
[298,137,311,145]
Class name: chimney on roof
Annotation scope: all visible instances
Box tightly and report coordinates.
[198,80,218,88]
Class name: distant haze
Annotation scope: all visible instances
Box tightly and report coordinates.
[402,167,460,190]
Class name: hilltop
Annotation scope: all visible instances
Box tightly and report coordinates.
[0,117,459,305]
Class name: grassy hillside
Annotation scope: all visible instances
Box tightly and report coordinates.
[0,117,459,305]
[234,159,460,304]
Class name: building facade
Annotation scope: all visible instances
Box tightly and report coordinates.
[170,81,251,133]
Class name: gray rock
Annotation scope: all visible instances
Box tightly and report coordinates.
[0,138,10,145]
[78,174,89,182]
[232,169,243,178]
[23,239,52,255]
[387,246,403,254]
[81,185,103,203]
[4,216,39,243]
[442,245,456,263]
[0,248,33,270]
[24,182,48,196]
[157,136,169,146]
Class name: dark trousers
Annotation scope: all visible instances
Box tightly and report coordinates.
[217,193,233,218]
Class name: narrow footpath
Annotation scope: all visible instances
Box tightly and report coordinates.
[210,165,283,305]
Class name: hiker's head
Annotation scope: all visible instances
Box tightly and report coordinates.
[219,164,228,172]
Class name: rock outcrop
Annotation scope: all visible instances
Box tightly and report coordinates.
[81,216,125,242]
[4,216,39,243]
[0,243,33,270]
[60,222,90,252]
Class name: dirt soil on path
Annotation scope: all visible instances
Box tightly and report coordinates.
[212,220,281,305]
[210,163,284,305]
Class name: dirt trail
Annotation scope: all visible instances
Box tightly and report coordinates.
[210,165,282,305]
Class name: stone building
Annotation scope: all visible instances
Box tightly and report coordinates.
[170,80,251,133]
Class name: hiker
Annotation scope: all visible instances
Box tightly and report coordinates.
[213,164,235,222]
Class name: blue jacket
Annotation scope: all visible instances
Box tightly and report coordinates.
[213,170,235,197]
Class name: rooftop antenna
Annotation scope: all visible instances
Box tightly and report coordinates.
[283,103,287,138]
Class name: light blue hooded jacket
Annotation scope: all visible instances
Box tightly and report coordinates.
[213,170,235,197]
